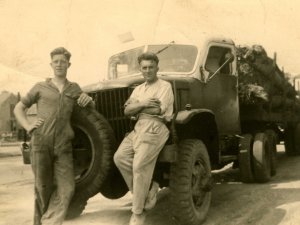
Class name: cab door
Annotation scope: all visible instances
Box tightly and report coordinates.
[200,44,241,135]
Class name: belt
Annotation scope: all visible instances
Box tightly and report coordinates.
[138,114,166,124]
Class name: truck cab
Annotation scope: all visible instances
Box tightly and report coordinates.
[86,38,240,164]
[74,38,241,225]
[66,37,300,225]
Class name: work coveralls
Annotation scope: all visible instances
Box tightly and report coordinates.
[21,78,82,225]
[114,79,174,214]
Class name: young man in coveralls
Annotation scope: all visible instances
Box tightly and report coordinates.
[14,47,92,225]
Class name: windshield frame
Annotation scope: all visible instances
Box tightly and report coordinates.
[108,44,199,79]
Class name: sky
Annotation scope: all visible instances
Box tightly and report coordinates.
[1,0,300,94]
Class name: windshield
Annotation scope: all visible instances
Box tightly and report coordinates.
[108,44,198,79]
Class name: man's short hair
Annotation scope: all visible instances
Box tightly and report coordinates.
[138,52,159,65]
[50,47,71,61]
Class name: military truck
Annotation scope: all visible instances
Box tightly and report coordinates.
[23,37,300,225]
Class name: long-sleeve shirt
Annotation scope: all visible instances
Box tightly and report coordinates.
[127,79,174,122]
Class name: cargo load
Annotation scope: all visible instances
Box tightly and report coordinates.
[236,45,298,111]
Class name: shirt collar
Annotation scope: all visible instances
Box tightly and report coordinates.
[143,78,159,88]
[45,78,73,92]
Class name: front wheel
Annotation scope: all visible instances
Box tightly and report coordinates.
[99,165,128,199]
[169,139,212,225]
[66,105,116,219]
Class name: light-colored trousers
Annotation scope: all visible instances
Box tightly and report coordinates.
[114,119,169,214]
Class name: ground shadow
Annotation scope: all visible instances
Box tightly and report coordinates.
[70,149,300,225]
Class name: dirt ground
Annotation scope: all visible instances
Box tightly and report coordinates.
[1,145,300,225]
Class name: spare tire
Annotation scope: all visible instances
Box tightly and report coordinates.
[66,105,116,219]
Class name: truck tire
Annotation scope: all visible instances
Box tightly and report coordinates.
[99,165,128,199]
[169,139,212,225]
[252,133,271,183]
[293,123,300,155]
[66,200,87,220]
[265,129,277,176]
[238,134,254,183]
[66,105,116,219]
[284,124,295,156]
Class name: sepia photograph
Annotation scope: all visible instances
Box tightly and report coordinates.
[1,0,300,225]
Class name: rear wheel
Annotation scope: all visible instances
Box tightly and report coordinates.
[238,134,254,183]
[252,133,271,183]
[169,139,212,225]
[293,123,300,155]
[265,130,277,176]
[284,124,296,156]
[66,106,116,219]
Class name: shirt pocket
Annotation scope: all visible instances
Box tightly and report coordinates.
[63,92,76,113]
[140,122,162,144]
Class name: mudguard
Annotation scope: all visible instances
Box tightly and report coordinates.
[174,108,219,164]
[175,109,214,124]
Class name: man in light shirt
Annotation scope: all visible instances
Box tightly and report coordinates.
[114,52,174,225]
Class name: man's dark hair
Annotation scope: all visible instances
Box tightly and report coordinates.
[138,52,159,65]
[50,47,71,61]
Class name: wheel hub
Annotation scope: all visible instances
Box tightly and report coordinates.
[192,159,210,206]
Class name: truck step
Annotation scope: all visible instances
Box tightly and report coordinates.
[220,155,237,163]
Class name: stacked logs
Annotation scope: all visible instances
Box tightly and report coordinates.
[236,45,297,110]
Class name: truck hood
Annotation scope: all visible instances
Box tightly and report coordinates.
[83,75,197,93]
[82,76,144,93]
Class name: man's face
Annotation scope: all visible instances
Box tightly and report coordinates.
[50,54,70,77]
[139,60,159,83]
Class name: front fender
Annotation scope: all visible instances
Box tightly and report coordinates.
[175,109,214,124]
[174,109,219,165]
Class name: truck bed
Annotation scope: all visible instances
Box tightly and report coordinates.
[239,103,299,123]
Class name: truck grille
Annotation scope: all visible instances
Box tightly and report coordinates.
[90,87,133,144]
